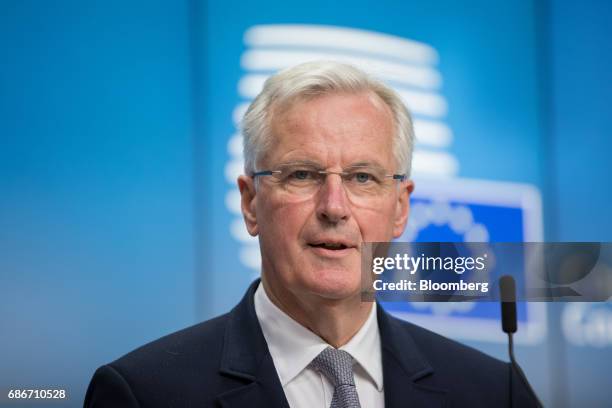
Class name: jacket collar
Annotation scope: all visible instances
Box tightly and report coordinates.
[377,304,448,407]
[216,279,290,408]
[216,279,447,407]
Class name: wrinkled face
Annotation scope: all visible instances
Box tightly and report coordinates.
[239,92,413,303]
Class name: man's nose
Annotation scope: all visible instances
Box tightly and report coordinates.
[315,174,351,224]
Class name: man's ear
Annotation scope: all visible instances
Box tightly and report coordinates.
[238,175,258,236]
[392,179,414,239]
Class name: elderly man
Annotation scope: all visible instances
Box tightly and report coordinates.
[85,61,539,407]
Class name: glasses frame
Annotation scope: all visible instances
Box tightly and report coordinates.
[251,166,407,183]
[250,164,408,205]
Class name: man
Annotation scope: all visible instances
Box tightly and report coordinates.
[85,61,539,407]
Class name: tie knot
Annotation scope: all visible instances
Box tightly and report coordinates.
[310,347,356,387]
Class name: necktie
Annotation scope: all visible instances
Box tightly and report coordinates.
[310,347,362,408]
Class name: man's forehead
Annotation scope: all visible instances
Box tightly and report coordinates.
[265,91,395,164]
[271,91,392,125]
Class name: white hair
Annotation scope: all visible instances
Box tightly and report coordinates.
[241,60,415,176]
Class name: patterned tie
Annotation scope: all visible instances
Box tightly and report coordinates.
[310,347,362,408]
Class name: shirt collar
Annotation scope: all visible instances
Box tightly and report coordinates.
[254,282,383,391]
[339,299,384,391]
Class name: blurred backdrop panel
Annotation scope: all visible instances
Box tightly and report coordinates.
[547,1,612,407]
[0,0,611,407]
[548,0,612,242]
[0,0,197,406]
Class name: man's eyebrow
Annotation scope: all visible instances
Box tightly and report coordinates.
[276,159,323,168]
[345,161,387,170]
[275,160,388,170]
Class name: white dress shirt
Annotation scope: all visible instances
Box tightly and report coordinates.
[254,283,384,408]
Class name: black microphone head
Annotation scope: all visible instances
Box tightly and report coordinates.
[499,275,516,302]
[499,275,517,333]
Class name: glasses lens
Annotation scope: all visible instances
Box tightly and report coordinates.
[275,164,322,195]
[268,163,400,204]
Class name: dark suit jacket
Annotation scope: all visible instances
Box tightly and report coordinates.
[85,279,539,407]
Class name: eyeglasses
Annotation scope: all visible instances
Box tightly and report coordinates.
[251,162,406,203]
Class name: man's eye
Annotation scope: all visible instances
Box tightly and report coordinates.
[289,170,314,180]
[353,172,374,183]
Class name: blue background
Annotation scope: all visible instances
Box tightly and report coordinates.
[1,0,611,406]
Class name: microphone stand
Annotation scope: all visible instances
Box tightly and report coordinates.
[499,275,543,407]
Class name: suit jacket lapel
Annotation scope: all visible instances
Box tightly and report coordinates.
[215,279,290,408]
[214,280,448,408]
[377,304,449,408]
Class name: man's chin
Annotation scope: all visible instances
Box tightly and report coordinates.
[303,269,362,300]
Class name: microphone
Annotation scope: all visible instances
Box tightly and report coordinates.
[499,275,543,407]
[500,275,517,333]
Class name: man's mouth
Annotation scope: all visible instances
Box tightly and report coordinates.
[309,242,350,250]
[306,238,358,258]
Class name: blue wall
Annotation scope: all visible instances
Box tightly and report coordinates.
[0,1,196,404]
[547,0,612,242]
[0,0,610,406]
[545,1,612,406]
